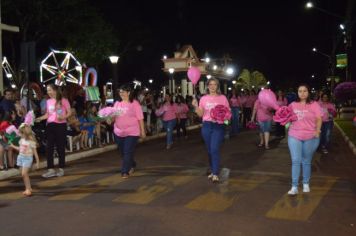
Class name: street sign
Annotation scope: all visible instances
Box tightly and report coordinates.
[336,54,347,68]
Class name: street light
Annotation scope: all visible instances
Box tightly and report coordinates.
[305,2,313,9]
[149,79,153,84]
[226,67,234,76]
[305,1,344,19]
[213,65,218,70]
[207,74,212,79]
[340,24,345,30]
[168,68,175,94]
[109,55,119,101]
[163,55,167,60]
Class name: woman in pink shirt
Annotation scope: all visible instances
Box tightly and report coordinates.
[251,98,273,149]
[112,85,146,179]
[287,84,322,195]
[319,93,336,154]
[155,93,178,149]
[192,78,230,182]
[36,84,72,178]
[229,89,242,135]
[175,95,189,139]
[275,90,288,138]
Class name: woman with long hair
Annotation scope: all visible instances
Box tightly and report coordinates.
[192,78,230,182]
[111,85,145,178]
[276,90,288,138]
[155,93,178,149]
[318,93,336,154]
[229,89,242,135]
[287,84,322,195]
[175,95,189,139]
[36,84,71,178]
[251,97,273,150]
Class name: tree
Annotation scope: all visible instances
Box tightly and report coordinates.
[2,0,119,66]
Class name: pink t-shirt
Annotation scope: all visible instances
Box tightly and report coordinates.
[47,98,71,124]
[176,103,189,119]
[113,100,144,137]
[240,95,248,106]
[245,95,257,108]
[199,94,230,122]
[254,99,273,122]
[277,97,288,107]
[159,103,177,121]
[288,101,322,141]
[230,96,241,107]
[319,102,336,122]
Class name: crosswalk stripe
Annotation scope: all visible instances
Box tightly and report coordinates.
[0,168,119,200]
[113,169,201,205]
[185,175,270,212]
[265,177,337,221]
[49,172,145,201]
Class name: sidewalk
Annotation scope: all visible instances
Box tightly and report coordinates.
[0,124,202,181]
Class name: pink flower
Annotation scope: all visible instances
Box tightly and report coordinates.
[273,106,297,126]
[246,121,258,129]
[98,107,122,118]
[5,125,20,136]
[24,111,35,126]
[327,108,337,117]
[210,105,231,124]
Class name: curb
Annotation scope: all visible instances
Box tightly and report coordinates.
[334,122,356,156]
[0,124,202,181]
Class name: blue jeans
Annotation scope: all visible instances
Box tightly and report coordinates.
[320,121,333,149]
[201,121,225,175]
[288,136,320,187]
[230,107,240,135]
[163,119,177,145]
[114,135,139,174]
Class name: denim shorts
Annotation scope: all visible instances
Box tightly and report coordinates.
[259,121,272,133]
[16,155,33,168]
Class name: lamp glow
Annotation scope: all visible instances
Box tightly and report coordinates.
[109,56,119,64]
[168,68,175,74]
[306,2,313,8]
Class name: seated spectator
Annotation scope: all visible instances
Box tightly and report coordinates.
[77,109,91,149]
[67,108,82,150]
[87,104,103,147]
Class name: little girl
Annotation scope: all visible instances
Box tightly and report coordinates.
[11,124,39,197]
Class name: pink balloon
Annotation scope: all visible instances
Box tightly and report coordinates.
[187,67,201,85]
[258,89,280,110]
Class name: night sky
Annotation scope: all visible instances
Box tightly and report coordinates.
[86,0,355,89]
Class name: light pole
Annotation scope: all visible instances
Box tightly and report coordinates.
[312,47,338,91]
[109,55,119,101]
[306,1,354,81]
[168,68,174,94]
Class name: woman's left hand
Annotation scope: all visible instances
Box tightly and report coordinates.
[315,131,320,138]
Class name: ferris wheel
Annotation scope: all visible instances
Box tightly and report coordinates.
[40,49,82,86]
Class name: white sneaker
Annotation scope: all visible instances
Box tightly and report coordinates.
[42,169,56,178]
[288,187,298,195]
[207,173,213,179]
[56,168,64,177]
[303,184,310,193]
[212,175,220,183]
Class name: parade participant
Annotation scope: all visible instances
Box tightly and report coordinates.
[319,93,336,154]
[175,95,189,139]
[11,124,40,196]
[111,85,145,179]
[229,89,242,135]
[36,84,71,178]
[251,98,273,149]
[192,78,230,182]
[287,84,322,195]
[155,93,178,149]
[275,90,288,138]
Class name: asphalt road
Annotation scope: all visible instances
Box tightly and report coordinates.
[1,128,356,236]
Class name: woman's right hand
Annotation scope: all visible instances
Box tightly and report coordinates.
[192,99,198,108]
